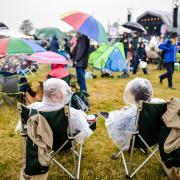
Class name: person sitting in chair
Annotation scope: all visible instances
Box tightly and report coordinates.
[27,78,93,144]
[105,78,164,151]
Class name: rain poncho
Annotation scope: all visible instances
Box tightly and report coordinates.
[105,78,163,151]
[28,78,93,144]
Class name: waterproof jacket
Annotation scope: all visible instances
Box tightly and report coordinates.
[136,47,147,62]
[49,36,59,53]
[162,98,180,153]
[72,34,90,69]
[158,39,180,63]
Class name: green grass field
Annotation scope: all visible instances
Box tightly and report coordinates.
[0,65,179,180]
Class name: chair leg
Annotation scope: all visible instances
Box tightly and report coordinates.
[128,134,136,176]
[52,157,76,179]
[121,151,129,176]
[111,151,121,160]
[130,147,159,178]
[138,135,164,166]
[76,143,83,180]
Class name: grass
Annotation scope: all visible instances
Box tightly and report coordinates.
[0,65,179,180]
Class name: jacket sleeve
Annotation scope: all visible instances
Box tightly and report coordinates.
[158,40,170,51]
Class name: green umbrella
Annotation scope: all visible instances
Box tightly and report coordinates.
[35,27,65,40]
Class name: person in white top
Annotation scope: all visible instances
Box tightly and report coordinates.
[105,78,164,151]
[27,78,93,144]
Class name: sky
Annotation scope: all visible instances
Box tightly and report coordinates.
[0,0,173,32]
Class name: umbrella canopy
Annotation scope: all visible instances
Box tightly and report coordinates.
[60,11,108,43]
[0,29,31,38]
[0,38,45,56]
[27,51,68,64]
[122,22,146,33]
[0,54,30,73]
[0,22,8,30]
[35,27,65,40]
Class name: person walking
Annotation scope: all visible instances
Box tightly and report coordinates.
[72,32,90,92]
[133,42,148,75]
[158,32,180,89]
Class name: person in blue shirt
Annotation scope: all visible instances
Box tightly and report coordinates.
[158,32,180,88]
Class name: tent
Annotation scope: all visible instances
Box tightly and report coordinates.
[90,42,128,72]
[89,44,109,65]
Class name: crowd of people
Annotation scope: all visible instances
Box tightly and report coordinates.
[1,29,179,179]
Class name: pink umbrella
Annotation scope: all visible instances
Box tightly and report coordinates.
[27,51,68,64]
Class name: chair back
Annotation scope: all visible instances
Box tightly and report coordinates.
[135,101,167,148]
[19,104,71,175]
[0,72,19,93]
[20,104,70,151]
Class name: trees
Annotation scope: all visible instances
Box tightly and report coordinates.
[20,19,34,35]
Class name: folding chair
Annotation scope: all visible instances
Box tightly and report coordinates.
[18,103,98,179]
[102,101,167,179]
[19,67,35,77]
[0,72,25,105]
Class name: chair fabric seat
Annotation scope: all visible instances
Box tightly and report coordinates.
[135,102,167,148]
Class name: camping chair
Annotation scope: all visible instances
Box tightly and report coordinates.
[0,72,25,105]
[101,101,167,179]
[19,67,35,77]
[18,103,98,179]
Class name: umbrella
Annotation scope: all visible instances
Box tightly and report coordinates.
[0,22,8,30]
[0,55,30,73]
[122,22,146,33]
[0,29,31,38]
[60,11,108,43]
[27,51,68,64]
[35,27,65,40]
[0,38,45,56]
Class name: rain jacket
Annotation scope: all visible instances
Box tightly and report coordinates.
[162,98,180,153]
[48,64,69,79]
[136,47,147,62]
[72,34,90,68]
[158,39,180,63]
[49,35,59,53]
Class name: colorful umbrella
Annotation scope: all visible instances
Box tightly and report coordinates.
[0,38,45,56]
[60,11,108,43]
[27,51,68,64]
[0,54,30,73]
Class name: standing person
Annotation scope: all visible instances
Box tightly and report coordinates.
[49,35,59,53]
[130,32,139,68]
[158,32,180,89]
[133,42,148,75]
[120,32,129,59]
[72,32,90,92]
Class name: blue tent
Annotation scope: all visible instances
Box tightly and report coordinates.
[104,48,128,72]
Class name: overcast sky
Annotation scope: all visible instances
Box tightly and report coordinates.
[0,0,173,32]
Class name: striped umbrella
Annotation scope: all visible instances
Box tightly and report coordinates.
[60,11,108,43]
[27,51,68,64]
[0,38,45,56]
